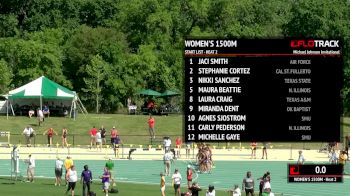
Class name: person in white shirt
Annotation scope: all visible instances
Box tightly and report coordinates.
[66,165,78,196]
[96,130,102,151]
[163,137,172,152]
[164,150,173,176]
[232,184,241,196]
[55,157,64,186]
[37,109,44,126]
[172,169,182,196]
[25,154,35,182]
[23,125,35,147]
[263,181,275,196]
[206,185,215,196]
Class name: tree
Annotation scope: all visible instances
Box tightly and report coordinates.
[0,59,12,94]
[82,54,109,113]
[283,0,350,114]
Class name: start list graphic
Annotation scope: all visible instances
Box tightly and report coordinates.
[184,39,342,142]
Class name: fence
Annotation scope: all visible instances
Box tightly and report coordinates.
[3,133,349,150]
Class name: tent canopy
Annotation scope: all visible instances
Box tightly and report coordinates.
[160,90,180,97]
[8,76,75,99]
[137,89,162,96]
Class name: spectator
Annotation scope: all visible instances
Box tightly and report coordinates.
[160,172,166,196]
[113,136,121,158]
[164,137,172,152]
[43,127,57,147]
[100,125,107,146]
[329,149,338,164]
[172,169,182,196]
[66,165,78,196]
[250,142,257,159]
[148,115,155,139]
[64,156,74,186]
[100,167,111,196]
[55,157,64,186]
[164,150,173,176]
[242,171,254,196]
[346,134,350,160]
[261,142,268,159]
[175,137,182,158]
[25,154,35,182]
[28,108,35,118]
[43,105,50,117]
[206,185,215,196]
[62,127,68,148]
[185,142,192,159]
[339,150,348,174]
[186,165,193,188]
[23,125,35,147]
[189,182,202,196]
[81,165,93,196]
[96,129,102,151]
[89,126,97,149]
[297,150,305,165]
[37,108,44,126]
[63,109,68,117]
[110,126,118,146]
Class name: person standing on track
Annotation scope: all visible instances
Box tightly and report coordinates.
[148,114,155,139]
[186,165,193,189]
[105,158,116,187]
[25,154,35,182]
[175,137,182,158]
[81,165,93,196]
[64,156,74,185]
[160,172,166,196]
[100,167,111,196]
[172,168,182,196]
[66,165,78,196]
[55,157,63,186]
[164,150,173,176]
[242,171,254,196]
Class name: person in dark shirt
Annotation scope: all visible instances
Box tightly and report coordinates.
[99,125,107,146]
[189,182,202,196]
[81,165,92,196]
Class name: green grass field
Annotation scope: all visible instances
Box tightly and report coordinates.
[0,114,349,149]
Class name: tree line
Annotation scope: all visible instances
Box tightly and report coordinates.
[0,0,349,113]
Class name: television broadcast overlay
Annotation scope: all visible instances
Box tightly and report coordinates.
[288,164,343,183]
[184,39,343,142]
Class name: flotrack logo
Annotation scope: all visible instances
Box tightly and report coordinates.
[290,40,339,48]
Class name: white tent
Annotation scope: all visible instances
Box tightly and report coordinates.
[6,76,87,119]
